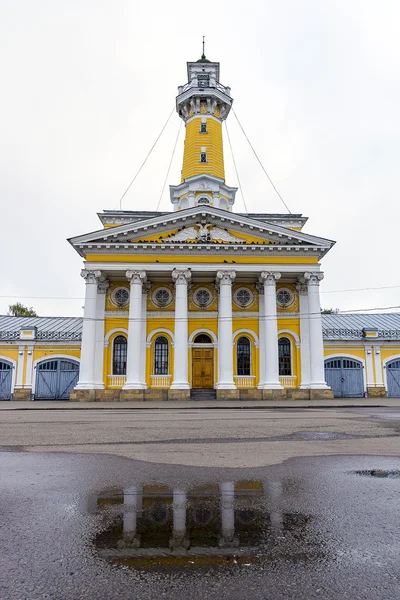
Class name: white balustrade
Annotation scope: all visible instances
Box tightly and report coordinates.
[107,375,127,388]
[234,376,256,388]
[279,376,297,388]
[150,375,172,388]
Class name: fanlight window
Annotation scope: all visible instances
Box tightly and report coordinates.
[154,336,169,375]
[276,288,293,308]
[194,334,212,344]
[197,196,210,205]
[154,288,172,308]
[278,337,291,376]
[113,335,127,375]
[235,288,252,307]
[195,288,212,307]
[237,336,251,376]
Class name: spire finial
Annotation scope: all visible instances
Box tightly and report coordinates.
[201,35,206,59]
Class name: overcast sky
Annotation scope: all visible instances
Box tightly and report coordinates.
[1,0,400,317]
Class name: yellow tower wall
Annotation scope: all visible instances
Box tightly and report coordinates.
[181,117,225,182]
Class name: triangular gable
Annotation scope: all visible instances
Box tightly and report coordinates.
[69,205,334,250]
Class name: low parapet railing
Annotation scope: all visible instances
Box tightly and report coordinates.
[279,376,297,388]
[150,375,172,388]
[107,375,126,388]
[0,331,19,340]
[234,376,256,388]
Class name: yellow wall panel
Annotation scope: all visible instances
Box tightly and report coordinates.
[181,117,225,181]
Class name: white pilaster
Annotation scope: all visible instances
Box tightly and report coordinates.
[216,270,236,389]
[304,272,329,389]
[76,269,102,389]
[123,270,147,390]
[365,346,375,387]
[259,272,283,389]
[16,346,25,387]
[374,347,383,386]
[170,269,191,389]
[93,279,109,389]
[297,281,311,388]
[25,348,34,388]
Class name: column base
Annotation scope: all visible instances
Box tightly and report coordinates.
[74,382,98,390]
[216,389,240,400]
[122,383,147,390]
[168,389,191,401]
[215,382,236,390]
[13,387,32,401]
[308,382,330,390]
[367,386,387,397]
[170,382,190,390]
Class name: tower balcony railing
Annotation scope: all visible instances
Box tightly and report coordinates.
[179,81,229,94]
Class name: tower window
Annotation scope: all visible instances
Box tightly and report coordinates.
[200,122,207,133]
[198,74,210,88]
[200,152,207,163]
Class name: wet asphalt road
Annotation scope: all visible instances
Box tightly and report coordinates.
[1,452,400,600]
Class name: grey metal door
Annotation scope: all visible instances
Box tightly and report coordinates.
[35,359,79,400]
[386,359,400,398]
[324,358,364,398]
[0,360,12,400]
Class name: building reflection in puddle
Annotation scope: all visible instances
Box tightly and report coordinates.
[90,479,323,568]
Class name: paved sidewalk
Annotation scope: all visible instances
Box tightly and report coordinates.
[0,397,399,410]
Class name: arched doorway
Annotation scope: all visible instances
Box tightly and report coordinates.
[35,358,79,400]
[192,334,214,389]
[324,357,364,397]
[0,360,13,400]
[386,359,400,397]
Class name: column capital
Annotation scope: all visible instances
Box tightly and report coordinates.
[216,270,236,285]
[126,270,147,285]
[172,269,191,285]
[97,280,110,294]
[303,271,324,286]
[296,281,308,296]
[81,269,103,284]
[259,271,281,286]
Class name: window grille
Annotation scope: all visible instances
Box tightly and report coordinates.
[278,337,291,376]
[113,335,127,375]
[154,336,169,375]
[237,336,251,376]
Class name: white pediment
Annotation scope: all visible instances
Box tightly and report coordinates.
[69,205,335,258]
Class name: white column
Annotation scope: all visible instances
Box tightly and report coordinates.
[123,270,147,390]
[170,269,191,389]
[93,279,109,388]
[258,285,266,388]
[171,490,187,546]
[304,272,329,389]
[297,281,311,388]
[216,270,236,389]
[76,269,102,389]
[374,347,383,386]
[260,272,283,389]
[220,482,235,545]
[140,286,148,387]
[365,346,375,387]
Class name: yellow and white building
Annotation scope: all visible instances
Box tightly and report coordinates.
[1,53,400,401]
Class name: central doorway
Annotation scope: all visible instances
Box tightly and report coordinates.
[192,334,214,389]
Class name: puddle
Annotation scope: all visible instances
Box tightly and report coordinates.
[351,469,400,478]
[90,480,324,569]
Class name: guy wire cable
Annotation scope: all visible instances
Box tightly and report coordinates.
[232,108,291,214]
[225,120,248,214]
[156,120,182,211]
[118,107,175,210]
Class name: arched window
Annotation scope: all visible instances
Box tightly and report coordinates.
[278,337,291,376]
[113,336,127,375]
[154,336,169,375]
[194,333,212,344]
[237,336,251,376]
